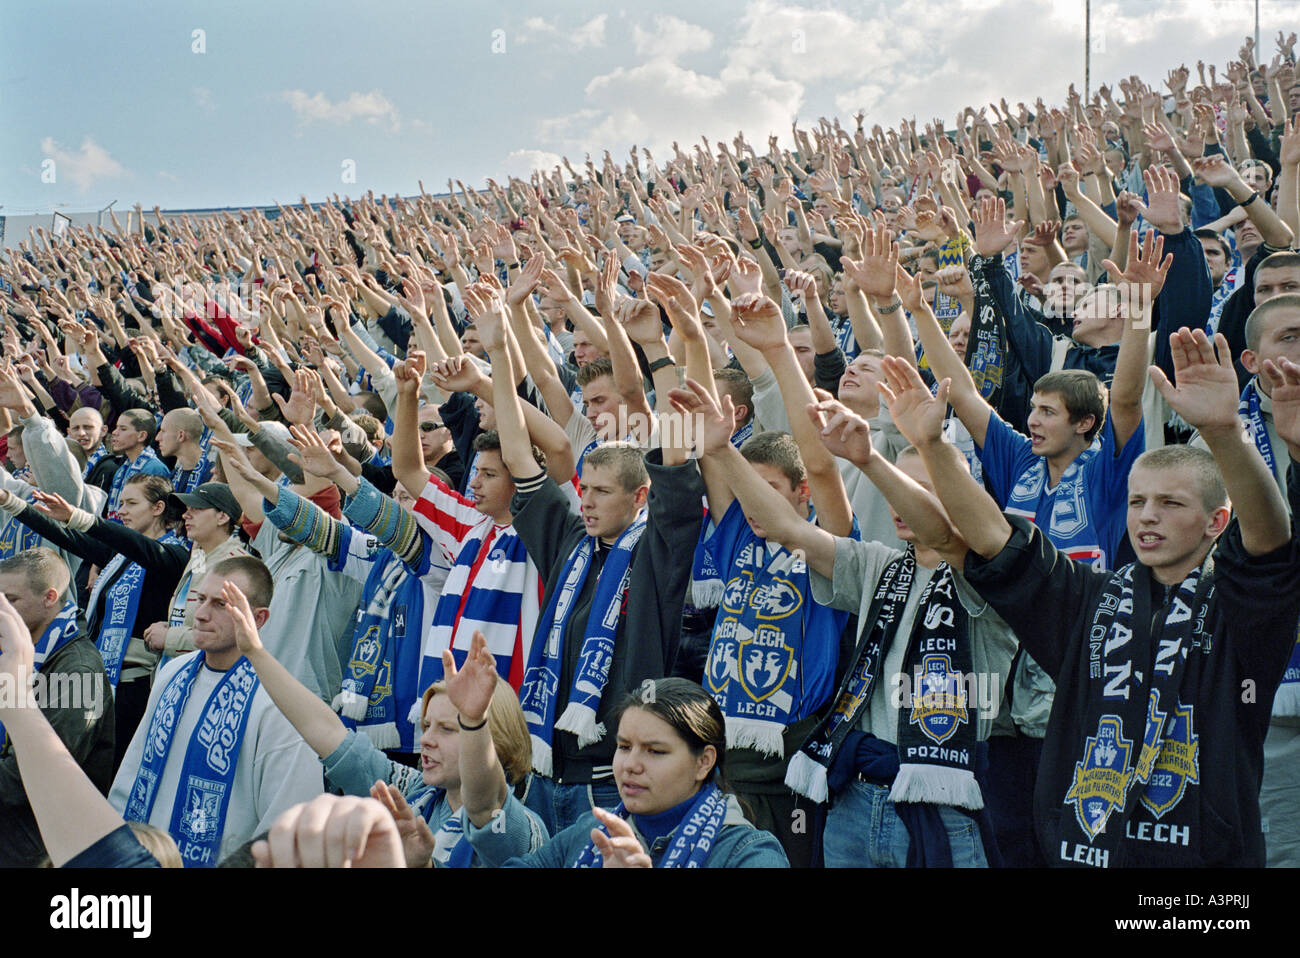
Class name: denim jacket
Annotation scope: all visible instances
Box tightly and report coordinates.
[475,793,789,868]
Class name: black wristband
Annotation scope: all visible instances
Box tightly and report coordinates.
[647,356,675,373]
[457,715,487,731]
[1239,191,1261,209]
[748,237,764,250]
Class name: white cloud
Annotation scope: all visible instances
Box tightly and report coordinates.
[158,171,180,183]
[193,86,214,110]
[280,89,400,131]
[501,149,565,178]
[519,14,606,49]
[530,0,1257,169]
[40,137,125,192]
[632,15,712,60]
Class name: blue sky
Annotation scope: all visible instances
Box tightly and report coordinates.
[2,0,1290,213]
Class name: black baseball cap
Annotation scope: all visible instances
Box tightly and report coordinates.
[171,482,242,528]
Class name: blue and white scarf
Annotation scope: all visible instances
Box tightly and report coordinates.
[413,523,536,715]
[572,784,728,868]
[520,512,647,774]
[107,448,165,522]
[0,507,42,561]
[705,512,843,757]
[689,421,756,609]
[171,459,211,496]
[90,531,185,688]
[124,654,261,868]
[82,444,110,480]
[336,549,426,752]
[1239,380,1275,477]
[1005,442,1104,567]
[0,601,79,746]
[408,787,475,867]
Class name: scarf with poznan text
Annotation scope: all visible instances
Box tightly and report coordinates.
[786,551,979,808]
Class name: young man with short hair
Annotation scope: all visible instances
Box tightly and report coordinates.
[105,408,170,522]
[909,326,1300,867]
[109,558,324,867]
[481,280,704,835]
[0,548,114,867]
[155,407,211,495]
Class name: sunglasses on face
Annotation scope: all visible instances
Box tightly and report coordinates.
[419,421,444,432]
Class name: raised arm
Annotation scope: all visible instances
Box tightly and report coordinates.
[441,633,511,829]
[390,351,432,495]
[226,581,348,758]
[1151,329,1289,556]
[672,380,835,578]
[729,293,852,536]
[880,357,1012,559]
[1100,227,1174,447]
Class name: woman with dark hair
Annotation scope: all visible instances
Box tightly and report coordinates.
[470,678,789,868]
[0,474,190,764]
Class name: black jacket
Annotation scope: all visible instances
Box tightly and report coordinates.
[0,634,114,867]
[511,450,705,783]
[963,459,1300,866]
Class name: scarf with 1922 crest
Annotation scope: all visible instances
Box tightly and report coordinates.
[1055,559,1213,867]
[786,549,979,809]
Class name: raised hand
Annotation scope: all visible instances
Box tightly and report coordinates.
[1136,165,1183,233]
[840,225,898,301]
[971,196,1024,258]
[591,808,652,868]
[807,397,874,465]
[31,490,76,523]
[505,254,544,307]
[221,580,264,655]
[877,356,949,448]
[617,297,665,347]
[441,630,498,726]
[1100,228,1174,303]
[429,354,486,395]
[271,368,318,426]
[368,781,437,869]
[393,350,427,398]
[286,424,344,481]
[667,377,735,458]
[1147,329,1240,433]
[730,293,788,353]
[645,272,702,340]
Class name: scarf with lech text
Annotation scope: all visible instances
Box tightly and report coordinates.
[520,512,646,775]
[1056,560,1213,868]
[0,601,79,747]
[572,783,728,868]
[704,508,842,758]
[787,551,979,808]
[124,654,261,868]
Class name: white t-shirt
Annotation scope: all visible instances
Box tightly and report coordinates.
[109,652,324,866]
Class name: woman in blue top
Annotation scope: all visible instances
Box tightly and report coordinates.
[469,678,789,868]
[233,622,547,867]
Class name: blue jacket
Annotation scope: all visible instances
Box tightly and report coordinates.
[475,793,789,868]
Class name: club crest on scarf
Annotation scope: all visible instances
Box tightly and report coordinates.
[1064,714,1134,841]
[908,653,969,746]
[1139,701,1199,819]
[179,778,225,843]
